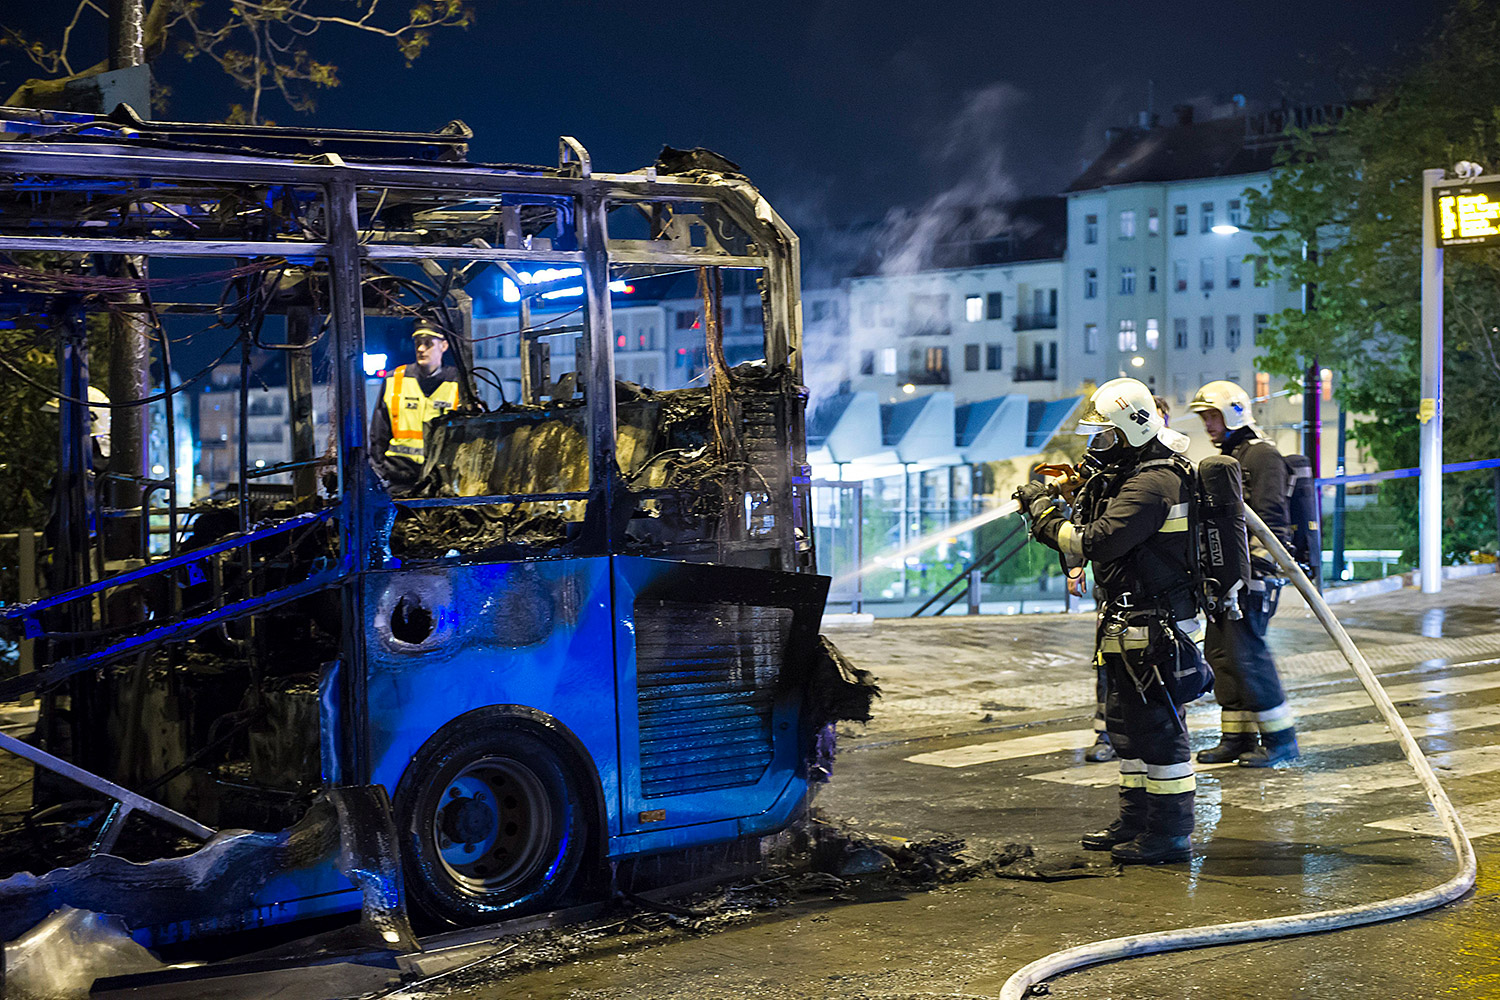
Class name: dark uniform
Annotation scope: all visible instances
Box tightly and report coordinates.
[1030,437,1209,861]
[1200,426,1297,764]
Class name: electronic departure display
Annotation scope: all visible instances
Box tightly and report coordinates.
[1435,179,1500,247]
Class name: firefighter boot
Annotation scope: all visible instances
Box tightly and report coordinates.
[1082,785,1145,850]
[1196,731,1257,763]
[1239,727,1299,767]
[1085,732,1117,763]
[1111,784,1193,863]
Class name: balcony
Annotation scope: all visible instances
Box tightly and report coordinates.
[1012,365,1058,382]
[900,367,951,386]
[1012,312,1058,332]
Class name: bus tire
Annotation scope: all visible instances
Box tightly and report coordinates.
[395,715,587,927]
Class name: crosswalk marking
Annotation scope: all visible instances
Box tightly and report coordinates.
[906,730,1098,768]
[1025,704,1500,788]
[1234,745,1500,812]
[1367,796,1500,840]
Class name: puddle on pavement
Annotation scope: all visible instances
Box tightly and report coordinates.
[1337,605,1499,639]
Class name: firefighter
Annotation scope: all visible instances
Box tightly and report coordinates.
[1081,393,1174,764]
[1188,380,1299,767]
[1017,378,1209,863]
[370,319,460,495]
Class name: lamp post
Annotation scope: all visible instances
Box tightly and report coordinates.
[1419,168,1445,594]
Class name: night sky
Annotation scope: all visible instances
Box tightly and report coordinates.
[1,2,1447,231]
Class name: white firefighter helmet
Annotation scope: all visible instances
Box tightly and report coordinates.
[42,385,112,459]
[1188,379,1255,431]
[1076,377,1189,453]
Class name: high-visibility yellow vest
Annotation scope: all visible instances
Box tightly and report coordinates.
[384,365,458,463]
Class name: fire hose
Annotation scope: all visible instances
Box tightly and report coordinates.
[998,505,1477,999]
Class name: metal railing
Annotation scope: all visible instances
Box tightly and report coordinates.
[1012,365,1058,382]
[1013,312,1058,331]
[910,520,1029,617]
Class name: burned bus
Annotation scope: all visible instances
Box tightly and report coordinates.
[0,108,870,944]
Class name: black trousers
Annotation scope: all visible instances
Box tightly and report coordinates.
[1203,589,1293,737]
[1102,652,1195,837]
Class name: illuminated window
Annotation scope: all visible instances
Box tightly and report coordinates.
[1254,313,1269,344]
[1322,368,1334,401]
[1200,316,1215,350]
[1084,269,1098,299]
[987,292,1004,319]
[1118,319,1138,351]
[1226,314,1242,352]
[1174,260,1187,292]
[1084,214,1099,244]
[1226,256,1242,289]
[1200,202,1215,233]
[880,347,897,374]
[1173,204,1188,235]
[965,295,984,322]
[1200,257,1214,291]
[1083,323,1099,355]
[1146,318,1160,350]
[1119,210,1136,239]
[965,343,981,371]
[1255,371,1270,398]
[1147,208,1160,235]
[1119,266,1136,295]
[1174,317,1188,349]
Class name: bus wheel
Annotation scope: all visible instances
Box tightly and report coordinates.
[396,718,587,927]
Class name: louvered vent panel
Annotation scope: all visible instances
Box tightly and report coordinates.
[634,601,791,798]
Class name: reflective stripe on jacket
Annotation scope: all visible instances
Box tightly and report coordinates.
[384,364,458,462]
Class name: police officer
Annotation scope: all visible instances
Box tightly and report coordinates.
[1189,380,1298,767]
[370,319,460,495]
[1018,378,1208,864]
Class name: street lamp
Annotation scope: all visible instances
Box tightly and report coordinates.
[1211,224,1240,235]
[1130,356,1145,368]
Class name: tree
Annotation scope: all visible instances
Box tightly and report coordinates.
[1247,0,1500,559]
[2,0,473,123]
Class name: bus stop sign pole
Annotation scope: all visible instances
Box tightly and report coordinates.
[1420,167,1444,594]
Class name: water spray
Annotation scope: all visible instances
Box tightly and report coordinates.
[830,500,1021,588]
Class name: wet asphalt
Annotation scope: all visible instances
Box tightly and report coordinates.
[424,574,1500,999]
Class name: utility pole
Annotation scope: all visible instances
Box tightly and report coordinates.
[106,0,152,562]
[1419,167,1445,594]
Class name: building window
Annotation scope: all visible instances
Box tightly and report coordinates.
[1226,314,1242,352]
[1253,256,1270,287]
[745,305,763,328]
[1084,214,1098,244]
[1146,318,1160,350]
[1147,266,1158,293]
[908,293,951,336]
[1084,268,1098,299]
[1226,256,1243,289]
[810,301,828,322]
[1173,317,1188,349]
[1228,198,1243,227]
[986,344,1004,370]
[724,307,735,328]
[1119,210,1136,239]
[859,350,875,375]
[964,343,981,371]
[965,295,984,322]
[1200,257,1215,291]
[1083,323,1099,355]
[1173,204,1188,235]
[1119,266,1136,295]
[1200,316,1215,351]
[858,301,876,327]
[1148,208,1160,235]
[1254,313,1269,344]
[986,291,1004,319]
[676,310,699,330]
[1174,259,1187,293]
[924,346,949,378]
[1200,201,1215,233]
[1255,371,1270,398]
[1118,319,1138,352]
[880,347,897,374]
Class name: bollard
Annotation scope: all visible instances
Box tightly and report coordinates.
[967,568,981,615]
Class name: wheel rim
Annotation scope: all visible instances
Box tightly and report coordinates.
[431,756,554,895]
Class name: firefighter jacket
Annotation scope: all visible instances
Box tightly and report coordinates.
[1065,439,1197,621]
[370,363,459,484]
[1220,426,1291,570]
